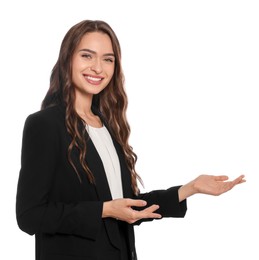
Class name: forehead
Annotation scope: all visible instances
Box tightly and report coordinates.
[76,32,114,53]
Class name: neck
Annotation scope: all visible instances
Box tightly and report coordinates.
[74,92,94,116]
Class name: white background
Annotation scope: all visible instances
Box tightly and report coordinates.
[0,0,258,259]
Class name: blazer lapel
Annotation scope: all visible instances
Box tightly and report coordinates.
[86,137,112,201]
[87,137,132,200]
[112,140,133,199]
[93,108,133,199]
[85,108,134,251]
[86,136,122,250]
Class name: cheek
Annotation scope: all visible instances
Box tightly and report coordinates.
[72,61,83,72]
[71,67,82,86]
[71,60,84,81]
[72,56,87,72]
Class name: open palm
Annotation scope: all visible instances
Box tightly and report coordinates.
[193,174,246,196]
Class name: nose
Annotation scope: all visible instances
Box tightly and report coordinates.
[90,58,103,74]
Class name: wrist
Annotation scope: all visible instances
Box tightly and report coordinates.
[102,201,111,218]
[178,180,197,202]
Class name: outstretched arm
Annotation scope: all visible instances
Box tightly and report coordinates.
[178,174,246,202]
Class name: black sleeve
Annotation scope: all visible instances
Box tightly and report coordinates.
[133,186,187,225]
[16,113,103,240]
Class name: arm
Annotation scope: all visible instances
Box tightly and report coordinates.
[102,186,187,224]
[16,113,103,240]
[102,175,245,224]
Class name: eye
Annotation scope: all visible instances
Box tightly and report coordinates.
[104,57,115,63]
[81,53,92,59]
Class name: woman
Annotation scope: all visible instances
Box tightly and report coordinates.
[16,20,245,260]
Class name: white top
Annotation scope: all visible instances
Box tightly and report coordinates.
[87,125,123,199]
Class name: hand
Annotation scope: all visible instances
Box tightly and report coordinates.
[102,198,162,224]
[193,174,246,196]
[178,174,246,201]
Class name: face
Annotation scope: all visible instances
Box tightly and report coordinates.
[71,32,115,99]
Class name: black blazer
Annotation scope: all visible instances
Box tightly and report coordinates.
[16,105,187,260]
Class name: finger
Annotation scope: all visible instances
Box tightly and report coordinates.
[137,205,162,219]
[214,175,229,182]
[125,199,147,208]
[223,176,245,191]
[143,204,160,213]
[233,175,246,184]
[238,174,246,181]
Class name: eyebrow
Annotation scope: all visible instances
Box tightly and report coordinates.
[79,48,115,57]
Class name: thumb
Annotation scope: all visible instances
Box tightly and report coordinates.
[214,175,229,181]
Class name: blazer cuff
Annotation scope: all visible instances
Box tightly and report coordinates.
[157,185,187,218]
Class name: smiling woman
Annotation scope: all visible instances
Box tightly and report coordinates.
[15,19,245,260]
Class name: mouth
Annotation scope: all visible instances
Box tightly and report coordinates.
[83,74,104,85]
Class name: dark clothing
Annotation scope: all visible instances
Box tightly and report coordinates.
[16,105,187,260]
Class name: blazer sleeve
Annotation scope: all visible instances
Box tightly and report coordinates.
[16,113,103,240]
[133,186,187,225]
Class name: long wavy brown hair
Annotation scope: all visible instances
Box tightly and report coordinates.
[41,20,142,195]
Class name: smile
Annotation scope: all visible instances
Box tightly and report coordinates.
[83,74,104,85]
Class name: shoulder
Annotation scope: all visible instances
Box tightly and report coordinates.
[24,105,65,133]
[27,104,64,122]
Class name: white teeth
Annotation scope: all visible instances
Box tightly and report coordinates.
[86,76,102,81]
